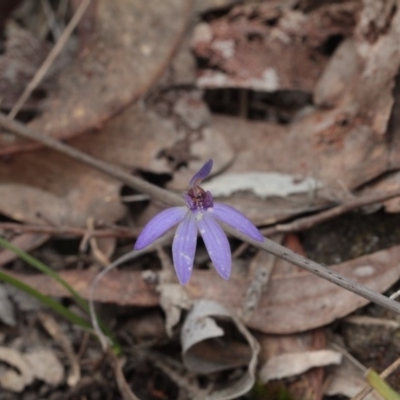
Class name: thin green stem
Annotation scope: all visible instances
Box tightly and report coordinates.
[0,269,92,330]
[0,236,121,353]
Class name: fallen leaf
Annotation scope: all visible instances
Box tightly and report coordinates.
[171,2,400,226]
[181,299,259,400]
[202,172,323,199]
[313,38,360,108]
[25,349,64,385]
[0,347,34,392]
[158,283,192,337]
[0,0,191,155]
[0,233,50,266]
[257,328,327,400]
[259,350,342,383]
[324,346,382,400]
[0,103,184,227]
[6,244,400,334]
[38,312,79,387]
[193,2,360,92]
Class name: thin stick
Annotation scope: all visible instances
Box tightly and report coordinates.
[1,114,400,315]
[7,0,92,120]
[224,225,400,315]
[0,114,183,207]
[41,0,62,41]
[352,356,400,400]
[0,222,140,238]
[262,189,400,236]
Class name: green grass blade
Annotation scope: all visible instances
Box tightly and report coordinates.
[0,269,92,330]
[0,236,88,310]
[366,369,400,400]
[0,236,121,354]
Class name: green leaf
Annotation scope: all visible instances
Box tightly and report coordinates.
[0,236,121,354]
[0,269,92,330]
[0,236,88,310]
[366,369,400,400]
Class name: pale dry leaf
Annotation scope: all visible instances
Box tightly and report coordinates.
[182,300,260,400]
[325,344,381,400]
[0,347,34,392]
[314,38,360,108]
[259,350,342,383]
[158,283,192,337]
[256,329,327,398]
[38,312,80,387]
[182,304,225,361]
[25,349,64,385]
[202,173,323,199]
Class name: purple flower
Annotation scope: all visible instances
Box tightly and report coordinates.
[134,160,264,285]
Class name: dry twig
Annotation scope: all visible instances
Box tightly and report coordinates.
[352,356,400,400]
[7,0,92,119]
[0,222,140,238]
[1,114,400,316]
[263,188,400,236]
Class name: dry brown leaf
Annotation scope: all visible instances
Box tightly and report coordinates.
[206,113,390,224]
[0,233,50,266]
[0,103,188,227]
[167,2,400,226]
[256,328,327,399]
[0,0,191,155]
[193,2,360,92]
[9,244,400,334]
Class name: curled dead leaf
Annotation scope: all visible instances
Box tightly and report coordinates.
[181,300,259,400]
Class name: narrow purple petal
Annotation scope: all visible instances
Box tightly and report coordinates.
[189,159,213,188]
[134,207,186,250]
[198,213,231,280]
[172,212,198,285]
[210,203,264,242]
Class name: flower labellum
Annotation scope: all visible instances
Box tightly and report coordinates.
[134,160,264,285]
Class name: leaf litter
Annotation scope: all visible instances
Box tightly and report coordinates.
[2,0,400,398]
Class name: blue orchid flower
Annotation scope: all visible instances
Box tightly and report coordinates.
[134,160,264,284]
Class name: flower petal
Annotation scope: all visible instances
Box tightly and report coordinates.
[211,203,264,242]
[198,213,231,280]
[189,159,213,188]
[172,212,198,285]
[134,207,186,250]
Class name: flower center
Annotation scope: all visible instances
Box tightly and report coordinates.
[186,186,213,211]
